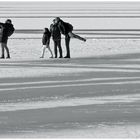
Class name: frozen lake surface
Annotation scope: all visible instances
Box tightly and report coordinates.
[0,39,140,138]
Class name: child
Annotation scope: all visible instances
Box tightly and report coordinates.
[50,19,63,58]
[40,28,53,58]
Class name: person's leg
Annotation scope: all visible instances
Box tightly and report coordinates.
[47,46,53,58]
[0,43,5,58]
[4,43,10,58]
[68,32,86,42]
[45,41,53,58]
[54,41,57,58]
[65,35,70,58]
[57,40,63,58]
[40,45,46,58]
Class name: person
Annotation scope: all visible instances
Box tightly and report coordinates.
[0,19,15,59]
[50,19,63,58]
[55,17,86,58]
[40,28,53,58]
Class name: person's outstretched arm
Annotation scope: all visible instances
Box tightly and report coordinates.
[46,35,50,48]
[61,24,66,35]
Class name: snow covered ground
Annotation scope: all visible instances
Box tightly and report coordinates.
[8,38,140,59]
[0,39,140,137]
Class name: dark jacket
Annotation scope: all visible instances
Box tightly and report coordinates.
[57,20,73,35]
[50,24,61,40]
[0,22,15,43]
[42,31,51,45]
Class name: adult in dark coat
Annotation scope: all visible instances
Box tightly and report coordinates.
[0,19,15,59]
[50,19,63,58]
[55,17,86,58]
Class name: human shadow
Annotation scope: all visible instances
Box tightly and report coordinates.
[1,52,140,69]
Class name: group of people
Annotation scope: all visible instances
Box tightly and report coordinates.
[40,17,86,59]
[0,17,86,59]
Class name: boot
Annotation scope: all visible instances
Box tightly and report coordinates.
[59,55,63,58]
[0,55,5,59]
[6,54,10,59]
[64,56,70,58]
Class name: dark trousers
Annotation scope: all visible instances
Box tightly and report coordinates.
[54,39,63,58]
[1,43,10,58]
[65,35,71,57]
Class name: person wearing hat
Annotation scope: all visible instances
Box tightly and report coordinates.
[55,17,86,58]
[0,19,15,59]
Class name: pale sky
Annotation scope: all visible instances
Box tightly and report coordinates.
[0,2,140,29]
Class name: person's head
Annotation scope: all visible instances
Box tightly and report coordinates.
[53,19,58,25]
[5,19,12,24]
[52,19,56,24]
[44,28,49,33]
[55,17,61,23]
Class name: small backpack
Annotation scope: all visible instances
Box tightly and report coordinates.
[66,23,73,31]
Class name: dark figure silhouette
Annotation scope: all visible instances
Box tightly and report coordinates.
[50,19,63,58]
[0,19,15,59]
[55,17,86,58]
